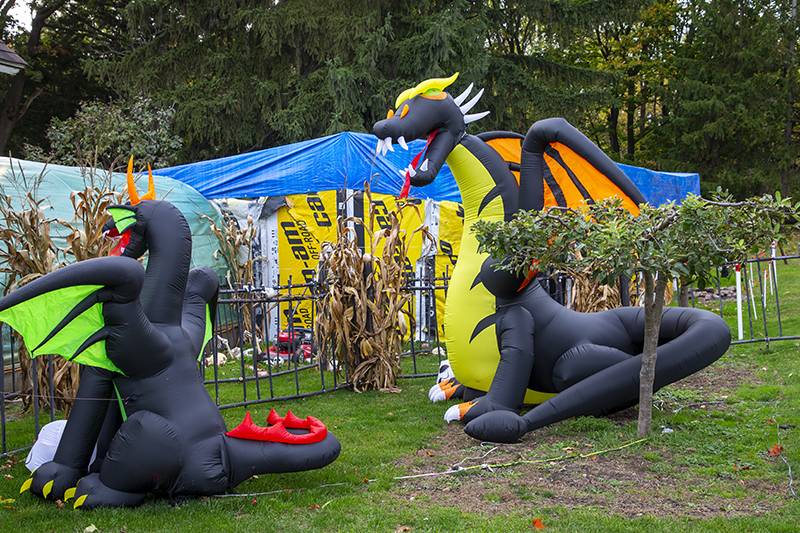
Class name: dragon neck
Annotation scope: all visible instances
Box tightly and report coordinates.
[140,202,192,324]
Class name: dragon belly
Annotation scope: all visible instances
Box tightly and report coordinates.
[443,143,555,405]
[443,219,499,394]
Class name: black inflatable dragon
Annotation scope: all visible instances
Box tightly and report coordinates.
[373,73,731,443]
[1,161,340,508]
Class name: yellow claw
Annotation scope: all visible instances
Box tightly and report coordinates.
[42,480,54,498]
[19,478,32,494]
[73,494,88,509]
[63,487,76,501]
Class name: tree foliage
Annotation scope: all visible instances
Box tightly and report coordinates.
[25,97,183,168]
[3,1,799,199]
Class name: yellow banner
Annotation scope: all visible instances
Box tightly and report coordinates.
[434,200,464,338]
[364,193,425,278]
[364,193,425,340]
[277,191,338,329]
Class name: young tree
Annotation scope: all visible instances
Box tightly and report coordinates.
[474,193,798,436]
[24,96,183,168]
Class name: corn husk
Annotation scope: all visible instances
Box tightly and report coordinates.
[315,184,433,392]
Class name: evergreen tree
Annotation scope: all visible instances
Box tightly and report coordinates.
[646,0,796,196]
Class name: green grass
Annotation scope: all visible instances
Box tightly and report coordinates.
[1,265,800,531]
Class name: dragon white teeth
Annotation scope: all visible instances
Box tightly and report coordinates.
[459,88,485,114]
[464,110,491,124]
[384,137,394,153]
[398,169,407,178]
[420,159,429,172]
[408,165,417,178]
[397,136,408,150]
[452,82,474,106]
[375,139,383,156]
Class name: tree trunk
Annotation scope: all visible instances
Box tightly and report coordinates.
[626,80,636,160]
[608,104,620,157]
[0,1,64,155]
[679,278,689,307]
[782,0,798,196]
[637,272,668,437]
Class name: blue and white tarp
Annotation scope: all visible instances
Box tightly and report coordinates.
[157,131,699,206]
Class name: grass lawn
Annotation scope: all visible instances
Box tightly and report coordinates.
[1,261,799,531]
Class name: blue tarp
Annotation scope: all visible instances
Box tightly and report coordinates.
[157,131,699,206]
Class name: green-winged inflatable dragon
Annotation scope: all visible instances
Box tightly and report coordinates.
[1,161,340,508]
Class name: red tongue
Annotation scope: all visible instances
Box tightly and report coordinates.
[110,231,131,256]
[399,129,439,199]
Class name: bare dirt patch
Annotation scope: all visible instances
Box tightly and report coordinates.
[670,361,761,397]
[394,362,785,519]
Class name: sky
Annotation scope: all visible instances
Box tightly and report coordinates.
[9,3,32,31]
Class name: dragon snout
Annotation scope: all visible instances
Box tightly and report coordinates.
[372,119,412,157]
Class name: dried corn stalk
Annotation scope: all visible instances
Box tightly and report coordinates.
[569,270,674,312]
[203,212,258,345]
[203,213,256,289]
[316,184,431,392]
[60,162,123,261]
[0,162,65,411]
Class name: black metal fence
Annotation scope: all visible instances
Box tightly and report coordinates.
[3,254,797,458]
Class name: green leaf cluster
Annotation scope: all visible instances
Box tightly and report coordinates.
[474,193,800,287]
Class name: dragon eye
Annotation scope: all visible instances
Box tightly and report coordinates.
[386,109,394,119]
[400,104,409,118]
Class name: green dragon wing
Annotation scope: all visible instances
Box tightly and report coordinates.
[0,257,146,374]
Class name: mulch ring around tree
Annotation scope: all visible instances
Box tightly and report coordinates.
[393,362,786,519]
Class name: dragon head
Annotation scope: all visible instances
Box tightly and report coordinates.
[102,156,156,258]
[372,73,489,188]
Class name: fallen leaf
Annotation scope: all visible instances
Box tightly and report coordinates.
[308,503,321,511]
[251,497,258,506]
[84,526,98,533]
[768,444,784,457]
[3,474,12,480]
[0,497,15,505]
[532,517,546,529]
[55,499,64,509]
[395,526,412,532]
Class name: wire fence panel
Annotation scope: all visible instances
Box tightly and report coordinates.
[687,254,799,347]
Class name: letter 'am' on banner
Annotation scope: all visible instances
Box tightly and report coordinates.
[277,191,338,329]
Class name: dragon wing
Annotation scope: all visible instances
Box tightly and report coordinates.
[0,256,146,374]
[520,118,645,213]
[476,130,526,185]
[478,120,645,214]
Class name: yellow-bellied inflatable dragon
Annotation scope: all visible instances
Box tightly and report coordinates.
[372,74,730,442]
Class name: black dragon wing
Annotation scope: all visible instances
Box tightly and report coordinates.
[0,256,150,374]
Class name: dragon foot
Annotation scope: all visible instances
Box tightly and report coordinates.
[21,461,81,501]
[72,473,146,510]
[444,396,518,425]
[428,377,465,402]
[464,410,529,443]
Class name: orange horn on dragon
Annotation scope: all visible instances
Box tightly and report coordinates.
[126,156,156,205]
